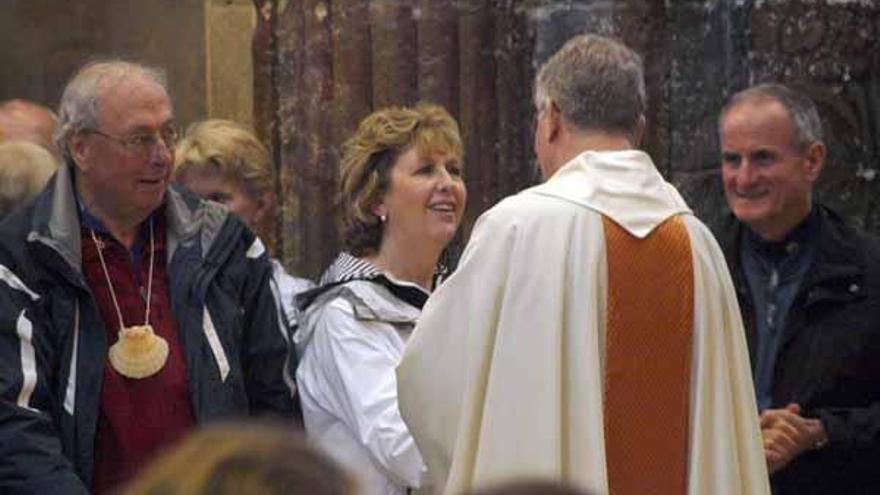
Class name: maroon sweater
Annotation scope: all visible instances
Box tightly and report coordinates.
[80,215,194,494]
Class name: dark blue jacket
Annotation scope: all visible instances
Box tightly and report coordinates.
[0,164,295,493]
[715,205,880,495]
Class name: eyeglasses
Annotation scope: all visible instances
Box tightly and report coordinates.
[85,125,179,155]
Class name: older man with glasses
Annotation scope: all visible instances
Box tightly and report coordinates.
[0,60,296,494]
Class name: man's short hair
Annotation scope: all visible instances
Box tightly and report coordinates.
[0,140,57,218]
[174,119,273,200]
[720,83,823,150]
[55,60,169,161]
[534,34,646,137]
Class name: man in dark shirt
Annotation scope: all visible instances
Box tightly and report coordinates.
[716,83,880,494]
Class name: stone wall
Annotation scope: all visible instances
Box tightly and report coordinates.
[264,0,880,278]
[264,0,538,277]
[0,0,256,133]
[0,0,207,128]
[670,0,880,230]
[3,1,876,278]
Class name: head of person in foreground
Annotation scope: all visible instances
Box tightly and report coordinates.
[120,422,356,495]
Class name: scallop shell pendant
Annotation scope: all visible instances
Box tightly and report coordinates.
[108,324,169,379]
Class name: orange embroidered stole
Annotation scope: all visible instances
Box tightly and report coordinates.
[602,215,694,494]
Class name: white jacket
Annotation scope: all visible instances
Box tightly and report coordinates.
[294,254,426,495]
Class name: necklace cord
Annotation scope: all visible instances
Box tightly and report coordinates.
[90,217,155,331]
[145,219,154,325]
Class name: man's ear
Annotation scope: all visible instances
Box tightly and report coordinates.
[633,114,647,148]
[67,132,91,172]
[546,100,562,143]
[803,141,827,182]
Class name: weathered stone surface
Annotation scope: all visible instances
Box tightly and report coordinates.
[743,1,880,230]
[275,0,339,279]
[265,0,880,276]
[271,0,542,276]
[206,0,255,128]
[0,0,206,132]
[2,0,875,277]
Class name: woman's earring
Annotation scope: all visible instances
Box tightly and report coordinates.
[380,214,387,223]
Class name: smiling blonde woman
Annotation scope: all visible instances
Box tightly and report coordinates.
[294,102,466,495]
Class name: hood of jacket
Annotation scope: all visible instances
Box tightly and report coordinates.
[293,252,426,352]
[23,160,233,276]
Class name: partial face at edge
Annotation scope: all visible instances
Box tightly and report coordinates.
[176,168,266,229]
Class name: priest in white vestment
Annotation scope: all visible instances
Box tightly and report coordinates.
[397,34,770,495]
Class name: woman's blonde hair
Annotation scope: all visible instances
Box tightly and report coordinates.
[173,119,273,199]
[120,422,355,495]
[339,102,463,256]
[0,140,57,218]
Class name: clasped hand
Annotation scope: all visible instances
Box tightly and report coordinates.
[760,403,827,474]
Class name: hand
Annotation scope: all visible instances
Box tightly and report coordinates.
[759,403,827,474]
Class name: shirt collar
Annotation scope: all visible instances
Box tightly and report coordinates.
[745,206,819,262]
[74,185,157,257]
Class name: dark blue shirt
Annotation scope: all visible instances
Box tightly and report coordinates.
[740,209,819,411]
[76,191,155,286]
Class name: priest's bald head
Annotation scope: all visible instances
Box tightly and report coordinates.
[532,34,647,178]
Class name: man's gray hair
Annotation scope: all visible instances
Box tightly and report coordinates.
[721,83,823,149]
[534,34,646,137]
[55,60,169,160]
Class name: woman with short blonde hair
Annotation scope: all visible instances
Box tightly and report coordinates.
[338,103,464,257]
[295,102,467,495]
[174,119,275,235]
[173,118,313,349]
[0,140,57,218]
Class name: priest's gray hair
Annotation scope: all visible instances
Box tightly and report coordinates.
[534,33,646,138]
[720,83,823,150]
[55,60,169,160]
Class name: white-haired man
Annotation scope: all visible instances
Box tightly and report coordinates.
[0,60,295,494]
[398,34,770,495]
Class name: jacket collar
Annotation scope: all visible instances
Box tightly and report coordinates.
[718,204,864,295]
[528,150,692,239]
[715,205,866,365]
[293,253,425,351]
[317,251,381,285]
[27,160,229,274]
[297,252,429,315]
